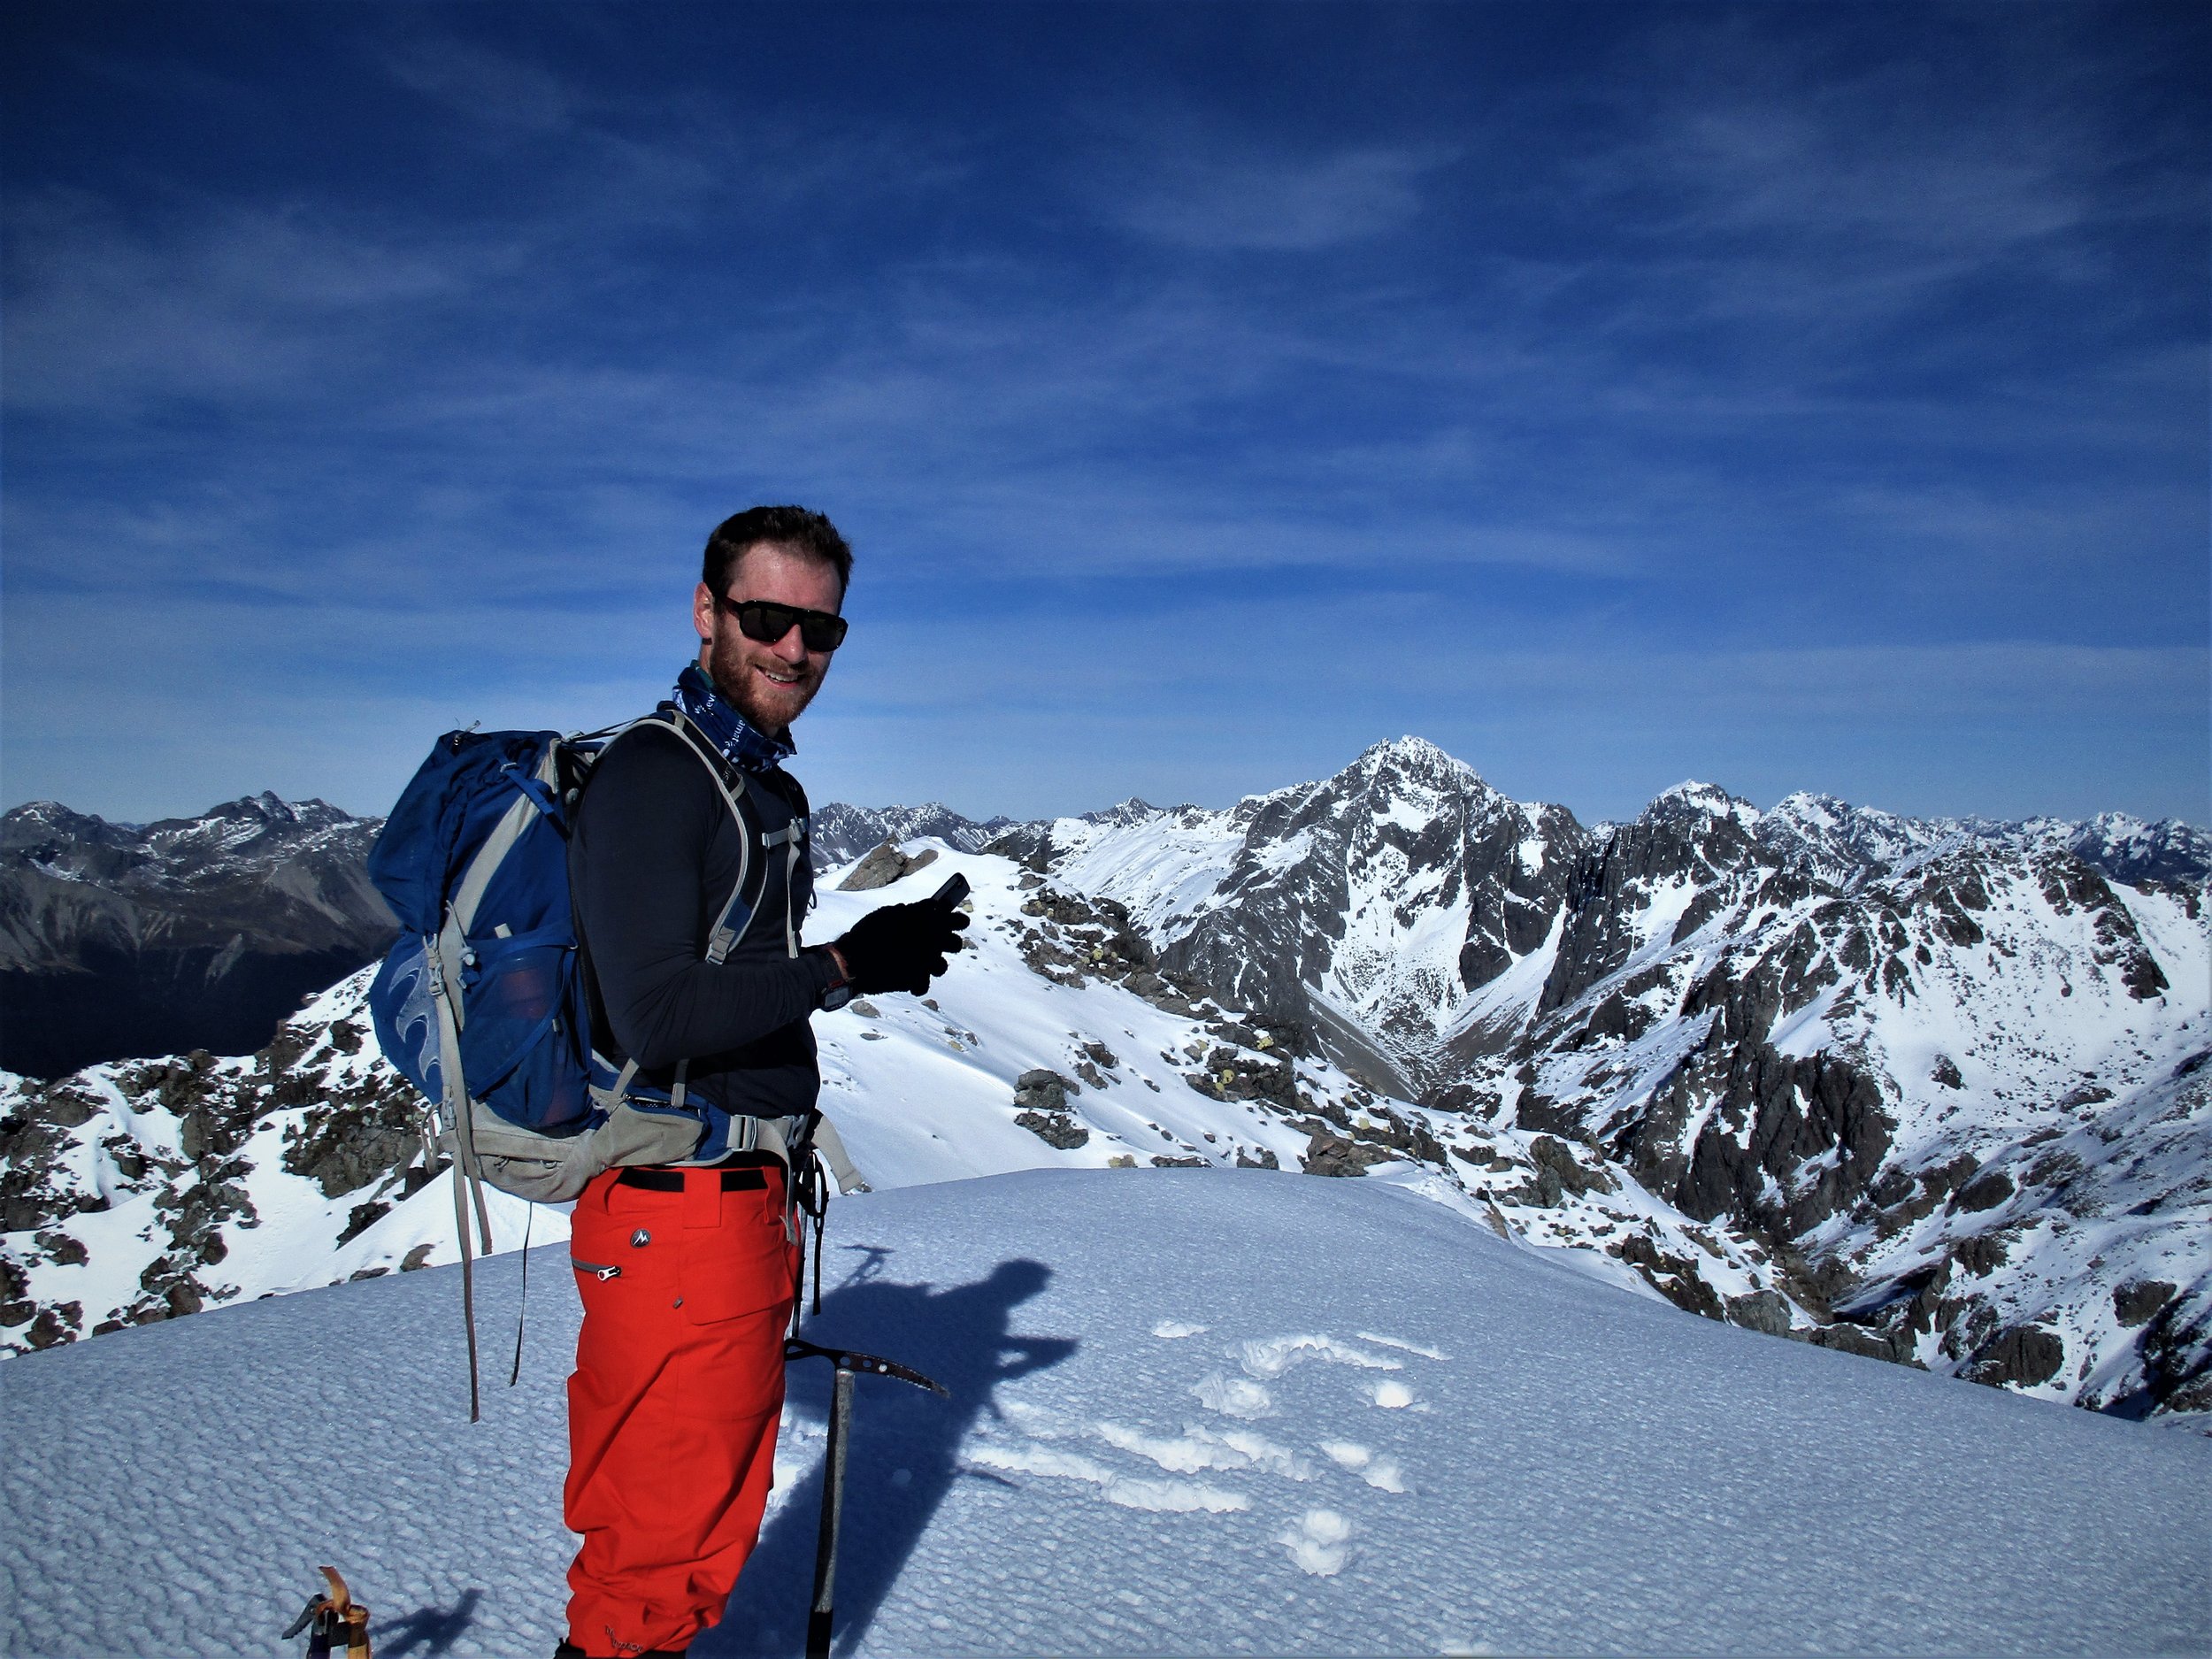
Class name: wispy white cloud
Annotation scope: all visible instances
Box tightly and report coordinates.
[1,190,511,417]
[380,37,580,134]
[1548,9,2200,357]
[1084,105,1457,251]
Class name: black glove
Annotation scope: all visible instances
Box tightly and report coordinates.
[834,898,969,996]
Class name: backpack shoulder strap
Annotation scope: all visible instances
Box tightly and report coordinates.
[634,711,770,965]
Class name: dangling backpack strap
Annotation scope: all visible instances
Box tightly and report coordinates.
[812,1112,869,1195]
[426,941,487,1424]
[424,741,571,1423]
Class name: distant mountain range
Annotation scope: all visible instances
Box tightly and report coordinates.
[4,769,2204,1085]
[810,801,1015,869]
[0,795,396,1079]
[4,743,2206,1422]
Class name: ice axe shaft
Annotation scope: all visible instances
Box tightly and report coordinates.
[807,1365,855,1659]
[784,1338,947,1659]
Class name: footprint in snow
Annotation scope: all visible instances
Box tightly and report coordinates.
[1369,1379,1417,1409]
[1238,1333,1400,1379]
[1152,1318,1208,1339]
[1190,1373,1273,1419]
[964,1440,1247,1515]
[1278,1507,1354,1575]
[1098,1420,1313,1481]
[1320,1439,1409,1493]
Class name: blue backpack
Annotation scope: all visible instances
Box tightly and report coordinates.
[366,713,818,1198]
[366,726,596,1142]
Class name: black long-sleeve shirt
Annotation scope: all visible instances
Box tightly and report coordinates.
[569,720,834,1141]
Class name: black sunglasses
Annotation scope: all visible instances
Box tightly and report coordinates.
[715,595,849,652]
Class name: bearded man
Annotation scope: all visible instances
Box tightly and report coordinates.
[556,505,965,1659]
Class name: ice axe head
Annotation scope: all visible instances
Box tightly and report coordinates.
[783,1336,949,1398]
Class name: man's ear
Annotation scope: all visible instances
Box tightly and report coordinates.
[692,581,716,642]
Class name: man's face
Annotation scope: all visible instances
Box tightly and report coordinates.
[692,542,844,736]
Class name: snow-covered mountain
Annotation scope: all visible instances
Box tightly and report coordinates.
[0,795,395,1078]
[990,741,2212,1417]
[1762,792,2212,890]
[1002,742,1588,1087]
[0,848,1806,1375]
[3,1171,2206,1658]
[4,741,2207,1427]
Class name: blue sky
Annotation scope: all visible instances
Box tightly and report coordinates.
[4,2,2207,829]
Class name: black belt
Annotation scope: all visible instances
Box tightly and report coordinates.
[617,1164,770,1193]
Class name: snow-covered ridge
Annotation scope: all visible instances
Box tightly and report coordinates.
[4,1171,2207,1658]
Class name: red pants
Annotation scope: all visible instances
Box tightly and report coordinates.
[565,1163,799,1657]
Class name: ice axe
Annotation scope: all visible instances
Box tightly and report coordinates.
[783,1336,949,1659]
[281,1565,372,1658]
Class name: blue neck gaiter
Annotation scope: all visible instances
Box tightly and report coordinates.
[667,662,795,776]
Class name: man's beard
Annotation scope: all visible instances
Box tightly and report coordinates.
[707,630,819,737]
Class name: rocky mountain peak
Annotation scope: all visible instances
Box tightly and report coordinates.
[1647,780,1762,826]
[1760,792,1947,880]
[809,800,1015,870]
[1348,734,1489,795]
[1,801,138,864]
[4,801,90,828]
[1080,797,1164,830]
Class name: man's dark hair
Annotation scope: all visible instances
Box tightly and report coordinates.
[703,505,853,600]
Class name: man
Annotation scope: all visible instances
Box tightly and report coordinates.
[557,505,966,1659]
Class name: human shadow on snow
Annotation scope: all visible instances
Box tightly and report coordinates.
[374,1586,481,1656]
[695,1252,1075,1656]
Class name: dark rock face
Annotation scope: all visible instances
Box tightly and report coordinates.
[1627,1042,1891,1239]
[1726,1289,1793,1336]
[1611,1232,1724,1320]
[1540,786,1763,1017]
[1967,1325,2066,1388]
[0,795,395,1079]
[1954,1171,2015,1214]
[1300,1125,1393,1178]
[836,841,939,892]
[1810,1323,1907,1363]
[1013,1069,1073,1113]
[1951,1233,2011,1277]
[2115,1281,2175,1327]
[281,1072,430,1198]
[1011,1069,1087,1148]
[1014,1110,1088,1149]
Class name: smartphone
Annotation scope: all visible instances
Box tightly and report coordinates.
[933,872,972,909]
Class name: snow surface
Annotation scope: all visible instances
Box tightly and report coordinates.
[3,1170,2205,1658]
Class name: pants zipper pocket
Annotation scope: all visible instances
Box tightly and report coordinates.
[571,1260,622,1281]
